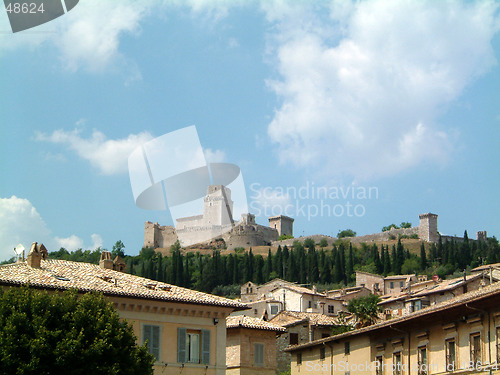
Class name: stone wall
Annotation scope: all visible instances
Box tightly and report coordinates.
[143,221,178,249]
[355,271,385,294]
[348,226,419,243]
[227,328,279,375]
[223,223,278,250]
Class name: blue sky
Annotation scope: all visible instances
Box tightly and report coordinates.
[1,0,499,260]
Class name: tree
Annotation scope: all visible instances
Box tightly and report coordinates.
[347,294,382,328]
[319,238,328,248]
[0,287,154,375]
[382,224,399,232]
[111,240,126,258]
[420,242,427,270]
[337,229,356,238]
[400,222,412,229]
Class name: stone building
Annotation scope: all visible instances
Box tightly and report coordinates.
[269,215,294,237]
[144,185,294,250]
[0,243,247,375]
[270,311,354,374]
[379,272,499,319]
[226,315,285,375]
[239,279,345,316]
[286,281,500,375]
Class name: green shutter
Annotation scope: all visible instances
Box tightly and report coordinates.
[177,328,187,363]
[152,326,160,360]
[201,329,211,364]
[143,325,152,347]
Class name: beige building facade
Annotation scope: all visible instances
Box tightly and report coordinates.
[0,244,247,375]
[226,315,285,375]
[286,282,500,375]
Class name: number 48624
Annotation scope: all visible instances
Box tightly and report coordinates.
[5,3,45,14]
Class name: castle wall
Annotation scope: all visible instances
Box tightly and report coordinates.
[144,221,178,249]
[224,224,278,250]
[177,224,233,247]
[348,226,419,243]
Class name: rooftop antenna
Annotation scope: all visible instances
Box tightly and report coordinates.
[13,244,25,261]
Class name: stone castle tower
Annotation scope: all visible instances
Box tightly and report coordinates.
[418,213,438,242]
[268,215,294,237]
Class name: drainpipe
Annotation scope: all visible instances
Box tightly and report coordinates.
[465,303,491,366]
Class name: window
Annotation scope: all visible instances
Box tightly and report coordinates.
[470,333,481,365]
[328,305,335,314]
[376,355,383,375]
[415,300,422,311]
[250,287,253,293]
[418,346,427,375]
[254,343,264,366]
[400,281,404,288]
[177,328,210,364]
[320,347,326,360]
[254,309,258,315]
[297,352,302,365]
[446,339,456,371]
[187,331,200,363]
[345,342,350,355]
[270,305,279,315]
[393,352,402,375]
[308,301,312,309]
[143,325,160,360]
[390,282,395,289]
[497,327,500,363]
[290,333,299,345]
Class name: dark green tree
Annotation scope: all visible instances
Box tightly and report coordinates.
[419,242,427,271]
[337,229,356,238]
[111,240,126,258]
[0,287,154,375]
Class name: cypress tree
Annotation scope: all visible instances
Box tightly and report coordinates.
[420,242,427,271]
[346,243,354,284]
[391,245,398,274]
[383,246,391,276]
[264,249,272,281]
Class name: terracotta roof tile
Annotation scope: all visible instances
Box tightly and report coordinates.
[285,281,500,352]
[0,260,247,310]
[226,315,285,332]
[270,311,353,327]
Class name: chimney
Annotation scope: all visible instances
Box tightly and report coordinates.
[113,256,126,272]
[312,285,317,294]
[99,251,114,270]
[27,242,42,268]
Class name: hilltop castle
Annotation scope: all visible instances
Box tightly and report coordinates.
[144,185,294,250]
[144,186,487,251]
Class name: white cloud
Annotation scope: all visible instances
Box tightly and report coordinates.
[0,196,104,261]
[0,0,149,73]
[0,0,245,73]
[36,128,153,175]
[265,0,500,180]
[91,233,103,249]
[204,148,227,163]
[0,196,51,260]
[54,235,84,251]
